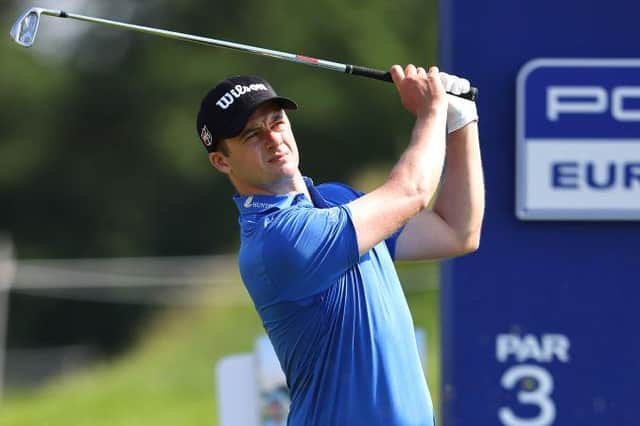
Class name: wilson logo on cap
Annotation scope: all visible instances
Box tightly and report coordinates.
[216,83,269,110]
[200,125,213,146]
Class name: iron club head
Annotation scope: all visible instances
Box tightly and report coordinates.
[10,8,42,47]
[9,8,63,48]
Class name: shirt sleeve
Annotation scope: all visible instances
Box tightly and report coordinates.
[261,205,359,302]
[317,182,404,260]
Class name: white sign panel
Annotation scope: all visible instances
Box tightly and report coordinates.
[516,58,640,220]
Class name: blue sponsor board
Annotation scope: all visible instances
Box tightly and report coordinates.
[516,59,640,220]
[439,0,640,425]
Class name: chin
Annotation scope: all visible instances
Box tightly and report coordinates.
[273,157,298,174]
[268,165,299,183]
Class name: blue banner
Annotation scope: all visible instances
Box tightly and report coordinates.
[439,0,640,424]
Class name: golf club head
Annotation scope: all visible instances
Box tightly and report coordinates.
[10,7,64,48]
[9,8,44,47]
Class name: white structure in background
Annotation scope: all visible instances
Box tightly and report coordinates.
[216,354,260,426]
[216,336,289,426]
[1,252,238,395]
[0,235,17,401]
[217,331,427,426]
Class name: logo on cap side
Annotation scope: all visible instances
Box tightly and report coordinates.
[216,84,269,110]
[200,125,213,146]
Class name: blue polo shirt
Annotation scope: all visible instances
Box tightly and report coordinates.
[235,177,434,426]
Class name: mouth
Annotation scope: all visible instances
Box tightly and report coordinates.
[268,151,288,163]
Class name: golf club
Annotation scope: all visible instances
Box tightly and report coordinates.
[9,7,478,101]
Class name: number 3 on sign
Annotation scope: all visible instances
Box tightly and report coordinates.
[498,365,556,426]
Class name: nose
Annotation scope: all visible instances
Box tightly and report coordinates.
[264,130,281,150]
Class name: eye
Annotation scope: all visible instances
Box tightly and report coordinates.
[243,130,260,142]
[271,119,287,131]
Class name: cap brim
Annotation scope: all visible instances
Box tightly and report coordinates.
[271,96,298,111]
[223,96,298,141]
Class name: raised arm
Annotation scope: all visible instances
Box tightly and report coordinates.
[347,64,448,256]
[394,122,484,260]
[394,78,485,261]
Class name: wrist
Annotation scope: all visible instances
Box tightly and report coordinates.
[416,103,447,121]
[446,95,478,134]
[438,72,479,134]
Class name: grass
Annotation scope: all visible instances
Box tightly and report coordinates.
[0,261,440,425]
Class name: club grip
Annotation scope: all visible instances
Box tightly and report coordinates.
[348,64,393,82]
[347,64,478,102]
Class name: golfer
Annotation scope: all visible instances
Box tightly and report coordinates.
[196,64,484,425]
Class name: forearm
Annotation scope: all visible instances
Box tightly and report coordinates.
[347,64,450,256]
[387,108,447,208]
[349,107,447,255]
[433,123,484,249]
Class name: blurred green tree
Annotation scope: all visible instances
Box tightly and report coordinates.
[1,0,438,354]
[1,0,437,257]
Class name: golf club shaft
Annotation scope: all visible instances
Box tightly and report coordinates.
[42,9,478,101]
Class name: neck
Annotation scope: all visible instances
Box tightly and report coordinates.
[234,172,311,200]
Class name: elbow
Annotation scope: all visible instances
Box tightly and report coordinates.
[463,237,481,254]
[457,229,482,255]
[416,183,438,210]
[387,176,435,212]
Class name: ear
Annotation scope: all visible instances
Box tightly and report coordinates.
[208,151,231,174]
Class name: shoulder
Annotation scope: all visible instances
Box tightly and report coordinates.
[258,204,354,259]
[264,205,344,238]
[239,205,346,279]
[316,182,364,204]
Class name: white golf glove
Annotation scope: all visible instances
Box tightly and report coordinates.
[439,72,478,134]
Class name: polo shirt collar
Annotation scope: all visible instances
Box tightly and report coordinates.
[234,176,326,215]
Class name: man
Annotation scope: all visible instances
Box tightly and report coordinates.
[196,65,484,425]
